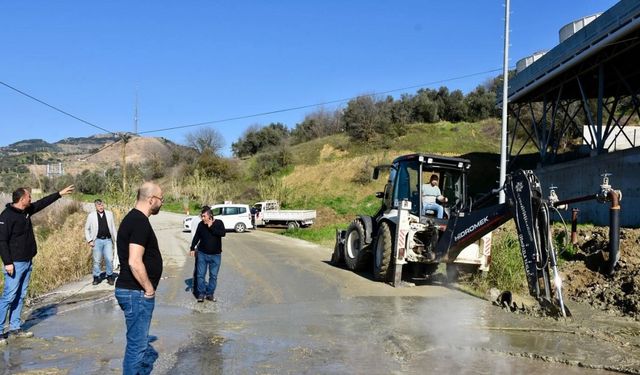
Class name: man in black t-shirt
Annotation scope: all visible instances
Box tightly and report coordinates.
[190,207,226,302]
[114,182,163,375]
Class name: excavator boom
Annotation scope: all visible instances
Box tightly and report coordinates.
[438,169,568,316]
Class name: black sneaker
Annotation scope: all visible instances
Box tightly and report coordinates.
[205,295,217,302]
[92,276,100,285]
[0,332,7,345]
[107,275,115,285]
[197,295,205,303]
[8,329,34,339]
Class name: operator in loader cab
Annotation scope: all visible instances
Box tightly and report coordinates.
[422,174,447,219]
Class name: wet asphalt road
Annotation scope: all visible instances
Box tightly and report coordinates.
[2,211,639,374]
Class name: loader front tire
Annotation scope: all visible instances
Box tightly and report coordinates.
[344,220,369,271]
[373,222,394,282]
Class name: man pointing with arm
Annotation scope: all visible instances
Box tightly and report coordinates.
[0,185,74,344]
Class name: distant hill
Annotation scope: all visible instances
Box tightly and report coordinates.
[0,134,120,155]
[1,139,62,154]
[1,133,189,176]
[60,135,184,175]
[55,133,120,154]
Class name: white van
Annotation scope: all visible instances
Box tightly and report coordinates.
[183,203,253,233]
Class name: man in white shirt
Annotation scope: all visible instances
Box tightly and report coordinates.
[422,174,448,219]
[84,199,118,285]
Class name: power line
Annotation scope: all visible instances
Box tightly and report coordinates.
[2,66,503,138]
[5,36,640,138]
[0,80,117,136]
[137,67,503,135]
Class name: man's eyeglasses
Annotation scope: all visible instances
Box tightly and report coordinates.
[152,195,164,202]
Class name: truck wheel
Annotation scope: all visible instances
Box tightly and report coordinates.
[373,222,394,281]
[234,222,247,233]
[344,220,369,271]
[287,221,299,230]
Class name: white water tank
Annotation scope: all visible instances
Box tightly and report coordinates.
[516,50,547,74]
[559,13,602,43]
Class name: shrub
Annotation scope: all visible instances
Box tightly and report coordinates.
[251,147,293,179]
[75,170,106,194]
[481,223,527,293]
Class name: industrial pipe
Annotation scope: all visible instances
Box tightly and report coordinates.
[606,190,621,276]
[552,194,598,207]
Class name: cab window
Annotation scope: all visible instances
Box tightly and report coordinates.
[392,160,420,215]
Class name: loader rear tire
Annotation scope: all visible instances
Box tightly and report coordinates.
[344,220,369,271]
[373,222,394,282]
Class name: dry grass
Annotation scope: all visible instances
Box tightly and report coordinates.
[29,211,92,296]
[283,152,393,201]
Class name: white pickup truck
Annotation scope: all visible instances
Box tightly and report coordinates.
[253,200,316,229]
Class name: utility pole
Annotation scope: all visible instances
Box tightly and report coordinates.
[134,88,139,135]
[33,151,42,191]
[120,132,130,194]
[499,0,511,204]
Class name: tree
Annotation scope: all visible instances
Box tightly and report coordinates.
[343,96,379,143]
[231,123,290,158]
[194,148,238,180]
[465,85,498,121]
[413,90,440,123]
[442,89,467,122]
[291,108,343,144]
[342,95,402,143]
[390,94,415,125]
[185,127,225,155]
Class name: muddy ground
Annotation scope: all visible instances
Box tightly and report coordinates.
[4,213,640,374]
[560,227,640,320]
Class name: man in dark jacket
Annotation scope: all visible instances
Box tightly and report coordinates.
[189,207,226,302]
[0,185,74,343]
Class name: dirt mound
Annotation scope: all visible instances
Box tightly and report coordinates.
[86,136,173,165]
[561,227,640,320]
[57,135,176,175]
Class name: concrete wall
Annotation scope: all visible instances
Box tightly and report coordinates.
[535,147,640,228]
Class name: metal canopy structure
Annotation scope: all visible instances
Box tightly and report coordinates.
[503,0,640,166]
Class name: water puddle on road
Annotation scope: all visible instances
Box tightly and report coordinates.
[167,295,633,374]
[5,270,638,374]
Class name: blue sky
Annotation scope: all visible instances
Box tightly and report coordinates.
[0,0,618,156]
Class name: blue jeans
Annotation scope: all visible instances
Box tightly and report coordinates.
[196,252,221,297]
[0,260,33,332]
[424,202,444,219]
[93,238,114,277]
[115,288,158,375]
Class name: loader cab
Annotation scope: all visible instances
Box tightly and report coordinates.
[376,154,470,219]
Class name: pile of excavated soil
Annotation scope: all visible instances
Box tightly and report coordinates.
[560,227,640,320]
